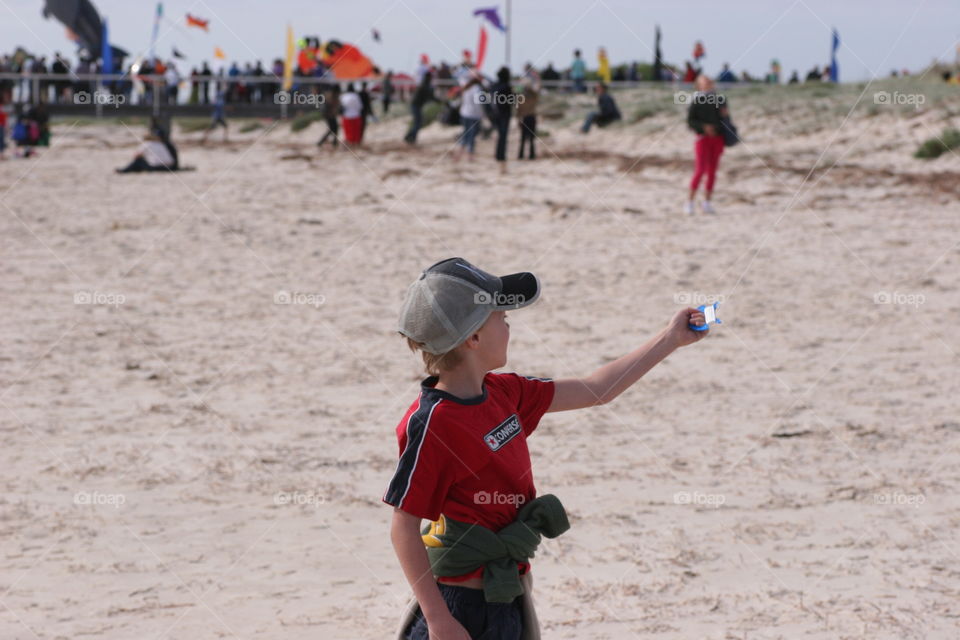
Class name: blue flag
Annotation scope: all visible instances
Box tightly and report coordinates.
[101,18,113,75]
[830,28,839,82]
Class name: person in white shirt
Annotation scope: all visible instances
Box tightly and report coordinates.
[453,72,485,161]
[117,135,175,172]
[164,62,181,104]
[340,83,364,145]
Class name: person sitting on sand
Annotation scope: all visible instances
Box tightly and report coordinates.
[116,133,177,173]
[149,116,179,170]
[580,83,621,133]
[386,257,709,640]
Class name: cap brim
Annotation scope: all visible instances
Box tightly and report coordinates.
[495,272,540,310]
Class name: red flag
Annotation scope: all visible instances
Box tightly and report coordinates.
[476,26,488,70]
[186,14,209,31]
[693,40,705,61]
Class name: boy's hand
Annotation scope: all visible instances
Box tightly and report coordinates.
[427,611,471,639]
[666,308,709,348]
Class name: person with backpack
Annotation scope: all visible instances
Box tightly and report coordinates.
[685,74,733,215]
[580,83,621,133]
[516,78,539,160]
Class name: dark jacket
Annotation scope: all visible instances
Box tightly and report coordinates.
[490,80,514,121]
[598,93,621,121]
[412,83,437,108]
[687,91,724,135]
[422,494,570,603]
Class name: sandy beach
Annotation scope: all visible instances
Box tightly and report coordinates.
[2,81,959,639]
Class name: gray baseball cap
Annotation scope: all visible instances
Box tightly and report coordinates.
[398,257,541,354]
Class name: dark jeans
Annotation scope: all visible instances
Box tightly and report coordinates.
[406,584,522,640]
[494,116,510,162]
[318,117,339,146]
[405,104,423,143]
[518,115,536,159]
[581,111,617,133]
[117,156,168,173]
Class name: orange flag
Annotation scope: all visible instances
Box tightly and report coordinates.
[186,14,209,31]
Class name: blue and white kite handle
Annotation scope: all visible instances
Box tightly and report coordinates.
[689,302,721,331]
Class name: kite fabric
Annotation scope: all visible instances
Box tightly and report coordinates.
[476,26,488,70]
[473,6,506,32]
[186,13,209,31]
[214,46,226,60]
[42,0,104,53]
[323,41,375,78]
[42,0,127,63]
[283,24,295,91]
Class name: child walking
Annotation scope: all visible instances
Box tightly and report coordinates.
[385,257,709,639]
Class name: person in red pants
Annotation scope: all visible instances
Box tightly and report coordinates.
[340,83,364,146]
[686,74,727,214]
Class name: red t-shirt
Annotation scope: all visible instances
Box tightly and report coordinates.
[383,372,555,580]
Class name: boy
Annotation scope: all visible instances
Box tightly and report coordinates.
[385,258,708,639]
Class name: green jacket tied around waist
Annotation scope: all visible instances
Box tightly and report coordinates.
[421,494,570,603]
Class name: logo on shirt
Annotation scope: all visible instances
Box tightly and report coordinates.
[483,414,522,452]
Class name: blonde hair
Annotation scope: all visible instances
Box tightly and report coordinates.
[405,337,463,377]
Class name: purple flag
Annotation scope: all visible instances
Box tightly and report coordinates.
[473,6,506,32]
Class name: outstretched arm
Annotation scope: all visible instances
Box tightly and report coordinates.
[547,308,707,412]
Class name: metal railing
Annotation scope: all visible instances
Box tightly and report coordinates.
[0,71,762,118]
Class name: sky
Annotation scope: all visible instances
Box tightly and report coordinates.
[1,0,958,81]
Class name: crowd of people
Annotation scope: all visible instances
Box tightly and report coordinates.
[2,43,952,212]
